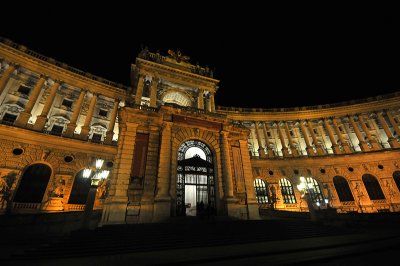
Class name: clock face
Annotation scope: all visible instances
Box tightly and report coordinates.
[162,91,191,107]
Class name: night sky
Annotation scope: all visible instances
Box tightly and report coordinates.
[1,6,399,108]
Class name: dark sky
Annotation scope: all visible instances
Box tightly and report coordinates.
[1,5,399,108]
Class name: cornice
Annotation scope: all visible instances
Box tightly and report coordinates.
[136,58,219,91]
[217,95,400,121]
[0,42,128,100]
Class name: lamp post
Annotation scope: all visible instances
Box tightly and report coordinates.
[297,176,317,221]
[82,158,109,229]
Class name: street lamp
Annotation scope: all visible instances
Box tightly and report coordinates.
[82,158,110,229]
[297,176,317,221]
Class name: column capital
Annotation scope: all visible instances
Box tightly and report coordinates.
[38,74,48,80]
[220,130,230,137]
[138,73,146,79]
[54,79,64,85]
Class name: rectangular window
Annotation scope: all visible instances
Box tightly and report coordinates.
[18,85,31,95]
[51,125,64,136]
[99,109,108,117]
[62,99,73,108]
[91,133,103,143]
[2,113,17,124]
[267,131,271,137]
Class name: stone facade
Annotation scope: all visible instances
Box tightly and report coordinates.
[0,38,399,224]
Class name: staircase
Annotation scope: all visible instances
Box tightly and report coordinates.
[5,218,355,261]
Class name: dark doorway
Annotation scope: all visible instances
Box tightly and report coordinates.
[14,163,52,203]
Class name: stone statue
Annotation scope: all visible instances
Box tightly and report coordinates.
[168,49,190,63]
[97,179,109,199]
[48,176,65,198]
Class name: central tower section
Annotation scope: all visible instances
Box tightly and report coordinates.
[131,48,219,112]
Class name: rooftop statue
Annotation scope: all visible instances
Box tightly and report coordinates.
[168,49,190,63]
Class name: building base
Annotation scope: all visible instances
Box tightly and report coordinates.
[99,196,128,226]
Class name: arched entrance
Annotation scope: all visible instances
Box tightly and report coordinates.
[176,140,216,216]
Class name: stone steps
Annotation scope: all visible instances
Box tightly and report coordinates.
[8,219,355,261]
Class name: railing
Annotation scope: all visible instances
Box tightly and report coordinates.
[372,199,387,204]
[216,91,400,113]
[13,202,41,210]
[0,37,131,91]
[341,201,356,206]
[65,204,85,211]
[138,50,215,78]
[126,102,159,112]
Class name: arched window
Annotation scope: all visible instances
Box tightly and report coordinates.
[68,169,93,204]
[305,177,324,203]
[362,174,385,200]
[254,178,268,204]
[393,171,400,192]
[13,163,52,203]
[333,176,354,202]
[279,178,296,204]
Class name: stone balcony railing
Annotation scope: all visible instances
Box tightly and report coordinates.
[0,37,131,91]
[216,91,400,113]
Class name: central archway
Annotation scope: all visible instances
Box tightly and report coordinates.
[176,140,216,216]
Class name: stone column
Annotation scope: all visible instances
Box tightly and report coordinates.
[139,125,161,223]
[197,89,204,110]
[277,122,290,156]
[377,111,400,148]
[332,117,352,153]
[0,63,17,96]
[206,94,211,112]
[149,77,158,108]
[220,131,234,198]
[15,75,46,127]
[254,122,266,158]
[221,131,239,218]
[80,93,98,140]
[64,89,86,137]
[153,122,172,222]
[134,74,145,105]
[358,114,381,150]
[239,139,260,220]
[105,99,119,145]
[284,122,299,156]
[307,120,325,155]
[262,122,275,157]
[299,121,315,156]
[323,119,341,154]
[210,92,215,112]
[387,111,400,137]
[33,80,61,131]
[100,117,138,225]
[349,116,370,151]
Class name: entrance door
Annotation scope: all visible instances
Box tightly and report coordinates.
[176,140,216,217]
[185,185,196,216]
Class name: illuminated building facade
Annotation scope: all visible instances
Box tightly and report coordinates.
[0,38,399,225]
